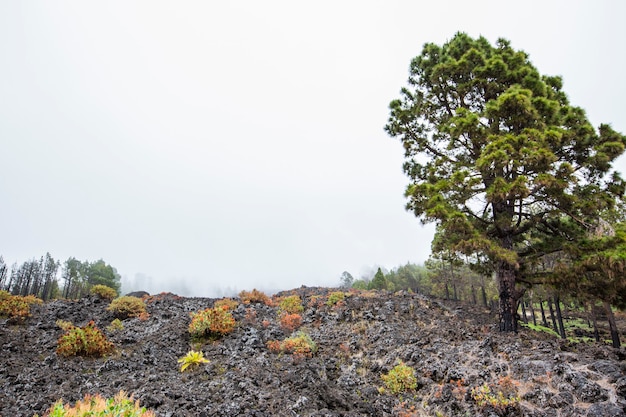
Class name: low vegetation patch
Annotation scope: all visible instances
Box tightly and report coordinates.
[107,296,147,319]
[267,331,317,357]
[381,361,417,394]
[89,284,118,300]
[326,291,346,307]
[106,318,124,332]
[56,320,114,357]
[471,376,520,413]
[277,295,304,315]
[0,291,42,321]
[214,298,239,310]
[36,390,154,417]
[178,350,210,372]
[239,289,272,305]
[279,313,302,332]
[189,306,236,339]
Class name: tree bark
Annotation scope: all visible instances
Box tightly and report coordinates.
[528,298,537,327]
[589,303,600,343]
[539,299,549,327]
[548,298,558,332]
[481,286,488,307]
[554,295,566,339]
[520,300,528,324]
[497,262,520,332]
[604,301,621,348]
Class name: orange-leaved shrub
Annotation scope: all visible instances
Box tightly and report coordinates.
[56,320,114,357]
[267,331,317,357]
[189,306,236,339]
[239,289,272,305]
[279,313,302,332]
[107,296,147,319]
[36,390,154,417]
[90,284,118,300]
[214,298,239,310]
[0,291,42,321]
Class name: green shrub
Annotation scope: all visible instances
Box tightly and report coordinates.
[107,296,146,319]
[189,306,236,339]
[178,350,210,372]
[278,295,304,315]
[36,390,154,416]
[0,293,42,321]
[56,320,114,357]
[90,284,118,300]
[326,291,346,306]
[106,318,124,332]
[381,362,417,394]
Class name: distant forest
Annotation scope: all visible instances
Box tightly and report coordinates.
[0,253,120,301]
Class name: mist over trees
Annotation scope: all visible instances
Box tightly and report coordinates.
[385,32,626,332]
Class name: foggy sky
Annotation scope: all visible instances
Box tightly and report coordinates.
[1,1,624,296]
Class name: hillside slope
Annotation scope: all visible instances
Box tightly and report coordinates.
[1,288,625,416]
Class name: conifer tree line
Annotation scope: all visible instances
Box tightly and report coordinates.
[0,254,121,301]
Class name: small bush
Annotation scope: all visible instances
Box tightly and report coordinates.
[37,390,154,417]
[107,318,124,332]
[381,362,417,394]
[239,289,271,305]
[326,291,346,307]
[189,306,236,339]
[267,331,317,357]
[214,298,239,310]
[57,320,114,357]
[55,319,74,331]
[471,376,520,412]
[277,295,304,315]
[178,350,210,372]
[0,293,42,321]
[90,284,118,300]
[107,296,147,319]
[279,313,302,332]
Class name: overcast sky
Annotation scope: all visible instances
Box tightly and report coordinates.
[1,1,624,296]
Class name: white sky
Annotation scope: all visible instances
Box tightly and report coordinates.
[1,1,624,296]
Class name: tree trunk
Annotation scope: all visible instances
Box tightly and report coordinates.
[548,298,558,332]
[444,282,450,300]
[471,284,477,305]
[497,262,520,332]
[481,286,488,307]
[554,295,566,339]
[528,299,537,327]
[539,300,549,327]
[589,303,600,343]
[520,300,528,324]
[604,301,621,348]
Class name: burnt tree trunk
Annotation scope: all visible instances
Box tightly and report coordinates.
[554,295,566,339]
[497,262,522,332]
[589,303,600,343]
[604,301,621,348]
[539,299,549,327]
[520,300,528,324]
[548,298,558,332]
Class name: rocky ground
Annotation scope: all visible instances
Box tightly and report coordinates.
[1,287,625,417]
